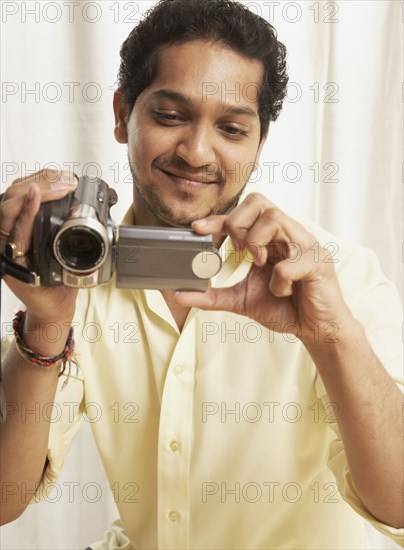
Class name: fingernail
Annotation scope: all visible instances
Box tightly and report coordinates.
[51,177,77,192]
[26,185,35,202]
[193,219,207,228]
[24,187,34,206]
[61,174,78,187]
[51,182,70,192]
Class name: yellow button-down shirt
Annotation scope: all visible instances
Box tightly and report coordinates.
[32,217,403,549]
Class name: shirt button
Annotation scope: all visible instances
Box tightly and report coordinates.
[170,440,180,453]
[168,510,180,522]
[173,365,183,376]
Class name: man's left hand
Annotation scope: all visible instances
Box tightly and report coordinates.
[175,193,356,345]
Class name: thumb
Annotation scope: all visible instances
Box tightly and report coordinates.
[175,284,243,314]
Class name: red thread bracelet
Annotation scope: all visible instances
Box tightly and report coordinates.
[13,310,77,385]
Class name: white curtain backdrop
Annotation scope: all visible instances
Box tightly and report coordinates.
[1,1,402,548]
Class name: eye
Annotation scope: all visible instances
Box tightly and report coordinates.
[153,111,184,124]
[221,125,249,139]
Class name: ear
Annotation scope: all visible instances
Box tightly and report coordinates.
[113,89,129,144]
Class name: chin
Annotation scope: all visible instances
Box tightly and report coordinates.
[148,196,214,227]
[156,208,206,228]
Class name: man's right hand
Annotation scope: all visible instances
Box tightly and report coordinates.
[0,170,83,525]
[0,169,79,355]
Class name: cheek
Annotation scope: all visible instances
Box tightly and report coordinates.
[129,124,171,167]
[222,151,255,183]
[128,132,151,171]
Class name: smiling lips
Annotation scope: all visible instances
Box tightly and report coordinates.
[159,168,219,187]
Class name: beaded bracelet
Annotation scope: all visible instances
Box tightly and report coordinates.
[13,310,77,387]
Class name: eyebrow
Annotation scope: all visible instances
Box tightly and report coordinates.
[150,89,191,104]
[223,105,258,118]
[149,89,258,119]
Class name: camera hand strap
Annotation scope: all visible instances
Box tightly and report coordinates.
[0,252,38,285]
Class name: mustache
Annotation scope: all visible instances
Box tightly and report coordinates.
[152,157,226,185]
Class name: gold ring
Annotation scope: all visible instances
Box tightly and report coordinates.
[0,229,10,240]
[5,242,27,260]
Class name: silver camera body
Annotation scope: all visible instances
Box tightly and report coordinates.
[31,176,222,291]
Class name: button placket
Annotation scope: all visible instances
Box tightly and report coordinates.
[157,324,196,549]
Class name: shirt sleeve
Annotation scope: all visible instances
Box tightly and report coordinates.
[314,245,404,547]
[1,291,90,506]
[31,365,85,504]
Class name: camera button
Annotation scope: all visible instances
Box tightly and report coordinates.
[192,251,222,279]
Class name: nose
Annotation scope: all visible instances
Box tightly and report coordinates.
[174,123,216,168]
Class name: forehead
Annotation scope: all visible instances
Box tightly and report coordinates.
[146,39,264,107]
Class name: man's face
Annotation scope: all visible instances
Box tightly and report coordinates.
[114,39,266,227]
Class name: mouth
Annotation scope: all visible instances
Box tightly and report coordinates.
[158,168,219,188]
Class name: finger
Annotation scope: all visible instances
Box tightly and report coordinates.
[7,184,41,267]
[191,211,270,266]
[1,191,41,234]
[192,211,289,268]
[1,173,77,233]
[10,168,76,188]
[269,250,326,298]
[192,194,308,266]
[192,211,264,260]
[175,284,244,314]
[192,194,268,240]
[245,209,311,267]
[192,214,242,252]
[4,170,77,201]
[192,214,227,235]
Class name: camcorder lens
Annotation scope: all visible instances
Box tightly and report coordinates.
[57,227,105,271]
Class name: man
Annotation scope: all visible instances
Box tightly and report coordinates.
[0,0,403,548]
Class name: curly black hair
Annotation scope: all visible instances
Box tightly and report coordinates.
[118,0,288,140]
